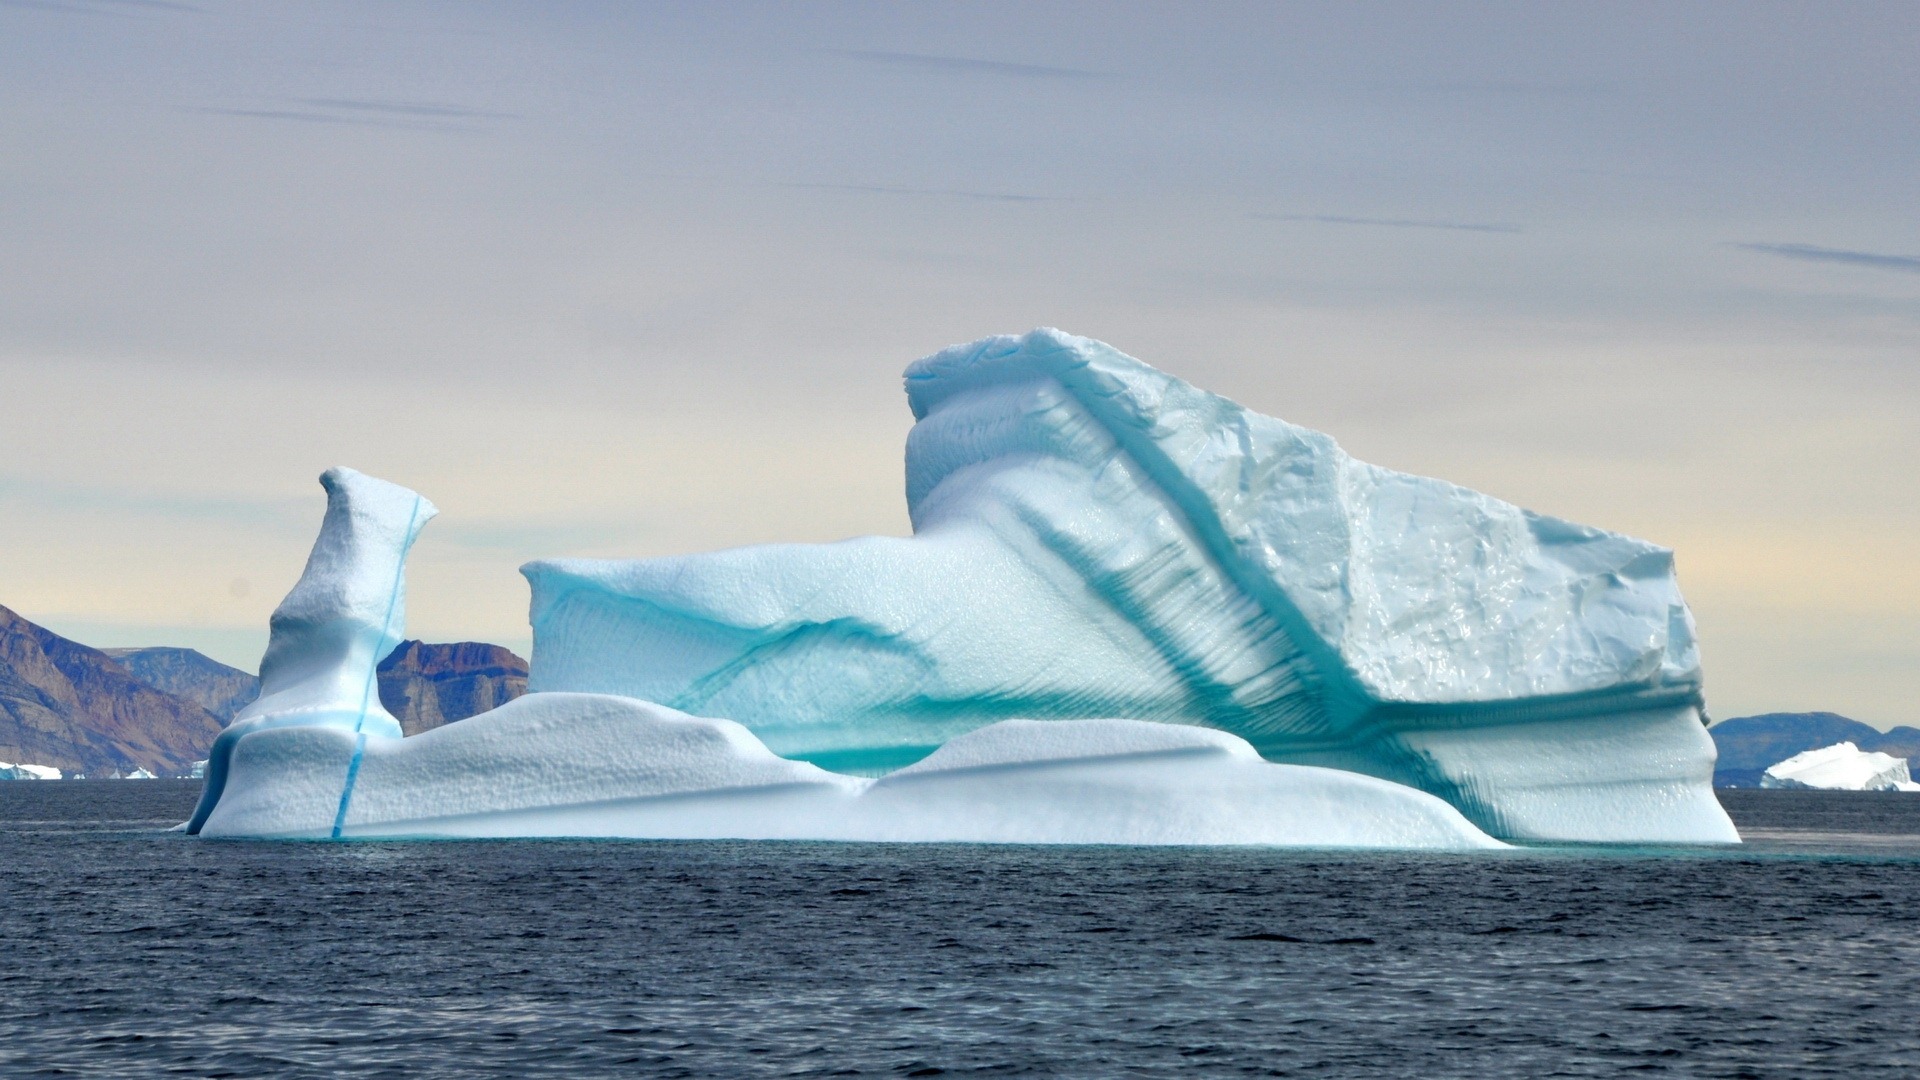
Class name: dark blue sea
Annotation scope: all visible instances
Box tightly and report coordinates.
[3,782,1918,1077]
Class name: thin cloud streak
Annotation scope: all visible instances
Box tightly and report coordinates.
[781,182,1065,203]
[1733,242,1920,274]
[191,97,507,132]
[194,107,472,132]
[299,98,511,121]
[1253,213,1524,234]
[828,49,1111,80]
[0,0,198,13]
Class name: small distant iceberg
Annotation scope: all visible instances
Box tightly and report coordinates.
[125,767,158,780]
[1761,742,1920,792]
[0,761,62,781]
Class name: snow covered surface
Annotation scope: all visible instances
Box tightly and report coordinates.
[0,762,62,780]
[522,329,1733,843]
[1761,742,1919,792]
[199,696,1503,849]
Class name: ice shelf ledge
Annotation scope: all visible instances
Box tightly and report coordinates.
[198,697,1509,849]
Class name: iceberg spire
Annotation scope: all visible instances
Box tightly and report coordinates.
[185,467,436,834]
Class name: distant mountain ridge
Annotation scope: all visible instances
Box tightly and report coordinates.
[0,604,528,778]
[0,605,225,777]
[90,642,531,736]
[1709,712,1920,787]
[102,647,259,722]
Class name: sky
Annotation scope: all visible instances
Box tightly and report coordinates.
[1,1,1915,727]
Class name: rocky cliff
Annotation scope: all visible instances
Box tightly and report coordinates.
[98,640,527,736]
[3,605,530,773]
[377,640,528,736]
[0,606,225,777]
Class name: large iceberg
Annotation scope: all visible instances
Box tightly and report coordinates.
[1761,742,1919,792]
[188,330,1737,846]
[525,330,1732,843]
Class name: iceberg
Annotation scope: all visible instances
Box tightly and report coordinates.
[0,762,62,780]
[185,467,435,834]
[1761,742,1919,792]
[187,330,1737,847]
[525,330,1733,843]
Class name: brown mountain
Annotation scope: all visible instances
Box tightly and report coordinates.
[101,646,259,722]
[97,640,527,736]
[0,606,528,775]
[0,605,225,777]
[377,640,528,736]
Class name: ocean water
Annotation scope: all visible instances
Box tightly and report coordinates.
[3,782,1918,1078]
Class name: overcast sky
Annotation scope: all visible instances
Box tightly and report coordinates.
[2,1,1915,726]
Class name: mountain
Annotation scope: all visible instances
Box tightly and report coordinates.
[0,605,225,777]
[101,647,259,722]
[98,640,527,738]
[1,603,529,777]
[1709,712,1920,787]
[377,640,528,736]
[1869,726,1920,761]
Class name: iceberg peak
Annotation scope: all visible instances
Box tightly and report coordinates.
[186,466,435,833]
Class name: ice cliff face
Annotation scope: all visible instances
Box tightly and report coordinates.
[186,467,435,833]
[525,330,1731,843]
[903,331,1698,705]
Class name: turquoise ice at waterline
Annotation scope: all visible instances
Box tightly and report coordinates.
[188,330,1736,848]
